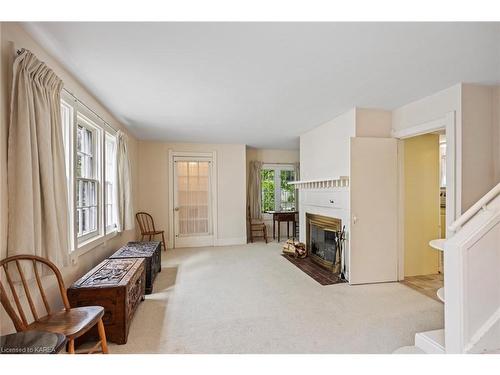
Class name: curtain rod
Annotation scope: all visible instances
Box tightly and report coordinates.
[16,48,119,134]
[62,88,118,133]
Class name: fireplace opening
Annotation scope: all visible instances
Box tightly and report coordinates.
[306,213,344,274]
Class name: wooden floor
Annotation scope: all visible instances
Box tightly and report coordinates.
[400,274,443,303]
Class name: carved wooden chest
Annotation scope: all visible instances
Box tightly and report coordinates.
[110,241,161,294]
[67,258,145,345]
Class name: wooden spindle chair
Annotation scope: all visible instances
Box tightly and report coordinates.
[0,255,108,354]
[247,206,268,243]
[136,212,167,252]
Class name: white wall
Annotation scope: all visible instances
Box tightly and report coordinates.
[495,87,500,182]
[461,84,496,210]
[356,108,393,137]
[137,141,247,247]
[0,23,140,334]
[299,108,393,280]
[392,84,462,133]
[393,83,499,213]
[299,109,356,276]
[300,109,356,181]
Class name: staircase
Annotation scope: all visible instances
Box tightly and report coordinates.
[413,182,500,354]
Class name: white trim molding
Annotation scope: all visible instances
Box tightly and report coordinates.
[391,117,446,139]
[394,111,460,281]
[289,176,349,190]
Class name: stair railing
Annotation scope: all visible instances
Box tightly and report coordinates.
[449,182,500,232]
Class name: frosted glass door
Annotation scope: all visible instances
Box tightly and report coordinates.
[173,158,213,247]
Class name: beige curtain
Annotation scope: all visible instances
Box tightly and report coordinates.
[116,130,134,232]
[248,161,263,220]
[294,162,300,211]
[7,49,69,267]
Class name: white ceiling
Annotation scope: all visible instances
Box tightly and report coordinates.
[25,22,500,149]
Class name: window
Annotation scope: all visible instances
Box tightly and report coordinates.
[61,93,118,252]
[261,164,296,212]
[76,118,99,240]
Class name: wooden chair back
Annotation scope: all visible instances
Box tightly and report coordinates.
[0,255,71,332]
[136,212,156,235]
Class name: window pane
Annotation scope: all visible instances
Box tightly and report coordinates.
[90,206,97,232]
[77,124,94,179]
[76,153,82,178]
[82,208,88,234]
[77,125,83,152]
[76,208,81,236]
[280,170,296,211]
[261,169,275,212]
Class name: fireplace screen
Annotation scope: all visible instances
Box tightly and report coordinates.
[306,213,343,274]
[310,225,337,264]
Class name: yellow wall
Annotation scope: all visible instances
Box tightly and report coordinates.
[404,134,440,276]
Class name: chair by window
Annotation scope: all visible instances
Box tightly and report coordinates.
[248,206,268,243]
[136,212,167,252]
[0,255,108,354]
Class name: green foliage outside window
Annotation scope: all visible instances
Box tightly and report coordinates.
[261,169,275,212]
[260,168,296,212]
[280,170,295,211]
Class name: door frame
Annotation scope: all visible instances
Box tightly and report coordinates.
[167,150,218,249]
[392,111,461,280]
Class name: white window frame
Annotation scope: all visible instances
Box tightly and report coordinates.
[76,113,101,243]
[261,163,296,212]
[61,92,118,257]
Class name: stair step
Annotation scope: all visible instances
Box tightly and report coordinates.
[415,329,445,354]
[437,287,445,302]
[429,239,445,251]
[392,345,425,354]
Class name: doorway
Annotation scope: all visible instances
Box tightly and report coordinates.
[170,152,216,248]
[394,112,459,302]
[400,133,444,302]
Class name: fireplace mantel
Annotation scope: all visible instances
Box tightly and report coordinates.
[289,176,349,190]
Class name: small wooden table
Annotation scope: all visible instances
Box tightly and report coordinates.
[0,331,66,354]
[267,211,298,242]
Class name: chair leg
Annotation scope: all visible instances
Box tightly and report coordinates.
[97,318,109,354]
[264,226,268,244]
[161,232,167,252]
[141,234,145,242]
[68,339,75,354]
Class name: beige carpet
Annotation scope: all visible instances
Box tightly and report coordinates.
[107,242,443,354]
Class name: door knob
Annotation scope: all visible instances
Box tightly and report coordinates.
[174,207,179,211]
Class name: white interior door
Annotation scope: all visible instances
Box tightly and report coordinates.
[349,137,398,284]
[173,157,213,248]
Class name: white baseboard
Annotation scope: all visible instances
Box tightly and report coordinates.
[214,237,247,246]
